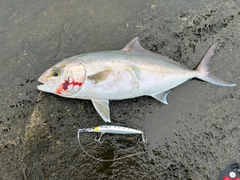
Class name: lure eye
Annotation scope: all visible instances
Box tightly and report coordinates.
[52,70,60,77]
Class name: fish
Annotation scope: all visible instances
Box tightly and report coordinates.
[37,37,236,122]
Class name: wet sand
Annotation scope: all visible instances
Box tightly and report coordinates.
[1,0,239,179]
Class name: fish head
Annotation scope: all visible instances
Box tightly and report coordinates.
[37,60,86,97]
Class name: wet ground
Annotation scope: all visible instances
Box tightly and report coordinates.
[1,0,240,179]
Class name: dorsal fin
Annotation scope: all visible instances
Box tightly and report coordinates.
[122,37,187,68]
[122,37,143,53]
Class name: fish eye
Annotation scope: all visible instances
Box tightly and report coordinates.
[52,70,60,77]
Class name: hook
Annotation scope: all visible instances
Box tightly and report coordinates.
[138,134,147,143]
[94,133,105,143]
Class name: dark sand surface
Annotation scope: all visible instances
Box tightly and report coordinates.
[1,0,239,179]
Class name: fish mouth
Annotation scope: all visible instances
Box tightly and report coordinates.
[37,84,53,93]
[37,78,55,93]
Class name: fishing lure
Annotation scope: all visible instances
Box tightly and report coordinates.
[77,125,147,161]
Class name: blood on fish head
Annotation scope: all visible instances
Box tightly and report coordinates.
[37,61,86,97]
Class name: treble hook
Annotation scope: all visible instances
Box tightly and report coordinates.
[138,133,147,143]
[94,133,105,143]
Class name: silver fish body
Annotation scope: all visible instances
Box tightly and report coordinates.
[37,38,236,122]
[68,51,196,100]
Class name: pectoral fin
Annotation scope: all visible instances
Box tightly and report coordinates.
[88,69,112,83]
[151,91,171,104]
[91,99,111,122]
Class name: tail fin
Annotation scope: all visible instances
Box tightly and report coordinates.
[196,43,236,87]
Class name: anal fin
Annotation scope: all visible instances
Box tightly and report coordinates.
[151,91,171,104]
[91,99,111,122]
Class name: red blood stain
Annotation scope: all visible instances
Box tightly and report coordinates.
[56,78,83,94]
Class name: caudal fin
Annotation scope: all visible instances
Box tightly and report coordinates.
[196,43,236,87]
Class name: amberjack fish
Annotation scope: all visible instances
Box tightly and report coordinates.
[37,37,236,122]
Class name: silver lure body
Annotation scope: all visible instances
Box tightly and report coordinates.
[78,125,146,143]
[79,125,144,134]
